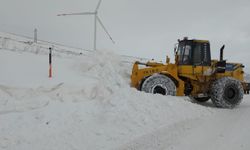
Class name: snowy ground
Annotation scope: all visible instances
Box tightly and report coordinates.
[0,32,250,150]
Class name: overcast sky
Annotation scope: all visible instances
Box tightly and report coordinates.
[1,0,250,63]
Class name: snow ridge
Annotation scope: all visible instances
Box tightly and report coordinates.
[0,31,216,150]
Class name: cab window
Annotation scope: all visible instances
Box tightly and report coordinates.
[177,42,192,65]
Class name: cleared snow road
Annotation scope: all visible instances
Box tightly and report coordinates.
[117,96,250,150]
[171,96,250,150]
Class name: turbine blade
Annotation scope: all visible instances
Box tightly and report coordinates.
[97,16,115,44]
[57,12,96,16]
[95,0,102,12]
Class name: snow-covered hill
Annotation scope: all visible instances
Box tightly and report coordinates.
[0,32,250,150]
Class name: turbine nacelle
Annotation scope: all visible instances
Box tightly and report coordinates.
[57,12,96,16]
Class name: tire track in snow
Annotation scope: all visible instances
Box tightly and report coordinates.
[115,118,200,150]
[0,84,51,115]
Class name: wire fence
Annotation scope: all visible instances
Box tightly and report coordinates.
[0,31,150,64]
[1,31,90,51]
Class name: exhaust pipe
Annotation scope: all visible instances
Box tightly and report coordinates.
[220,45,225,61]
[216,45,226,73]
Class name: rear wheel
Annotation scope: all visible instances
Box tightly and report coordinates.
[141,74,176,96]
[211,77,244,108]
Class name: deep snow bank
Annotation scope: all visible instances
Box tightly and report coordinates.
[0,49,214,150]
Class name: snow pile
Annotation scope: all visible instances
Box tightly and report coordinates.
[76,50,130,98]
[0,48,215,150]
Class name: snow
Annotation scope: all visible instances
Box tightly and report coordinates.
[0,32,250,150]
[0,49,213,150]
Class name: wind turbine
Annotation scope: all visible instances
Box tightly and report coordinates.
[57,0,115,51]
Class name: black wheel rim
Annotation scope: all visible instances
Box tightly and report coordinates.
[227,88,236,99]
[224,85,239,104]
[153,86,166,95]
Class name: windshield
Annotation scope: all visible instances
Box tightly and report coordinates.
[177,41,211,66]
[177,41,192,65]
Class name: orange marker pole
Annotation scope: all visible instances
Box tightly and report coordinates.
[49,47,52,78]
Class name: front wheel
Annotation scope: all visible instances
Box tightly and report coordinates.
[141,74,176,96]
[211,77,244,108]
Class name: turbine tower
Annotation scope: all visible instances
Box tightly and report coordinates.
[58,0,115,51]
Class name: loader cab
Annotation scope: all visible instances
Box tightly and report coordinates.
[176,38,211,66]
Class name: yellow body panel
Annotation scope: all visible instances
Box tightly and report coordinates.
[131,61,185,96]
[131,60,246,97]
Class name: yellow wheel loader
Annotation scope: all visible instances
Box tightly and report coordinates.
[131,37,250,108]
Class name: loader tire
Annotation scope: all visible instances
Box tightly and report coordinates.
[190,96,210,102]
[141,74,176,96]
[211,77,244,108]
